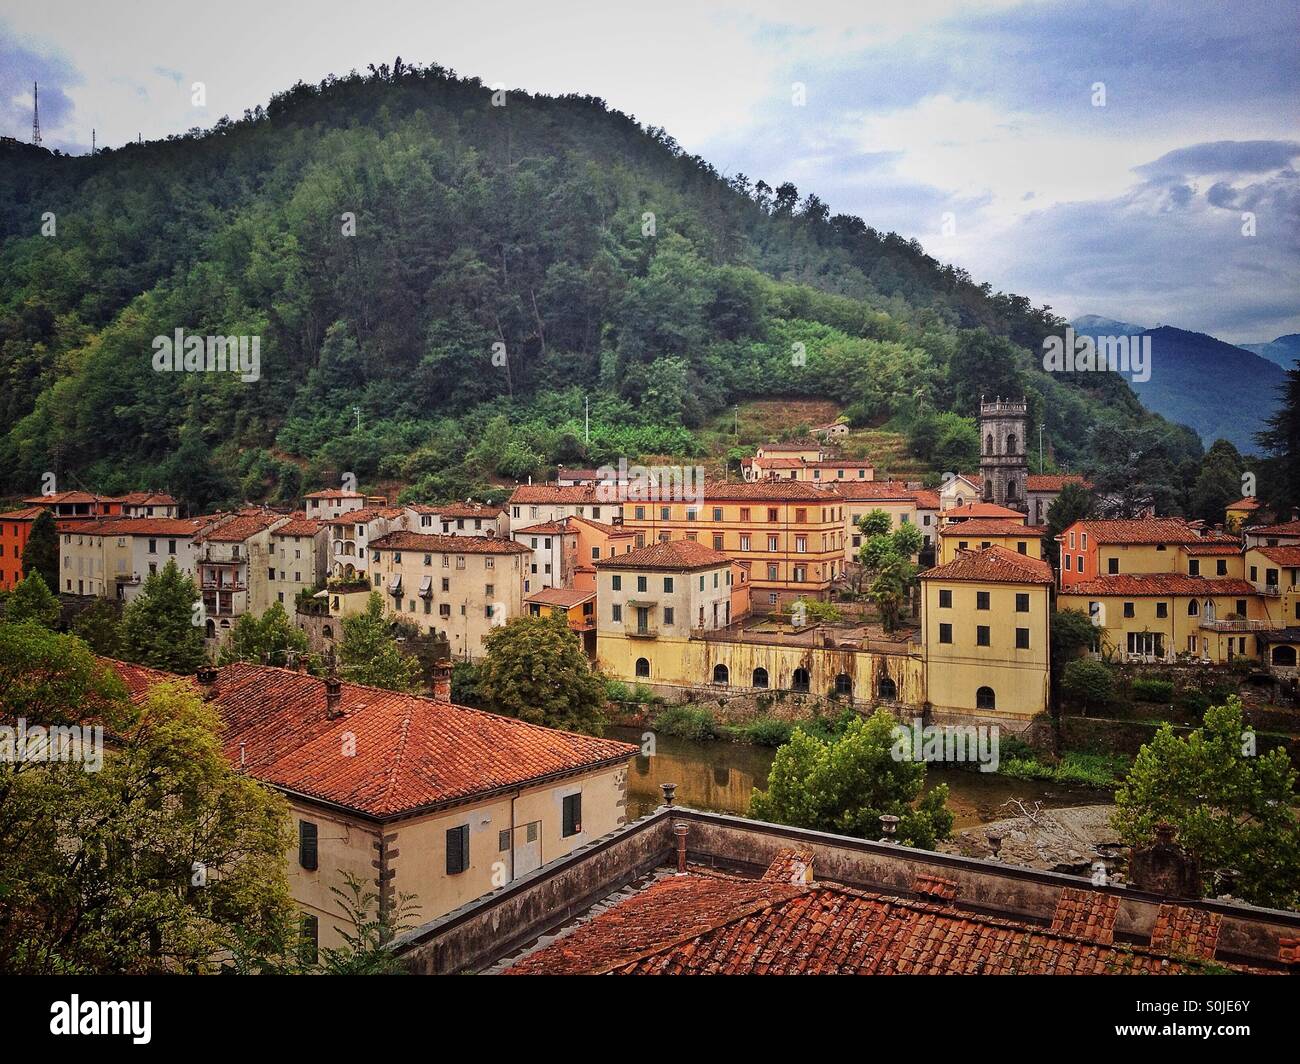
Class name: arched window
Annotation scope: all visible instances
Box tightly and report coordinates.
[635,657,650,678]
[1274,645,1297,667]
[1187,599,1199,616]
[1006,478,1018,500]
[985,433,994,455]
[834,673,852,697]
[792,667,810,693]
[878,675,897,700]
[976,686,996,710]
[713,663,729,686]
[205,619,216,639]
[1006,433,1017,455]
[322,624,334,640]
[752,667,769,689]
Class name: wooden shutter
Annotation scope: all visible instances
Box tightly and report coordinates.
[446,826,468,874]
[299,820,318,870]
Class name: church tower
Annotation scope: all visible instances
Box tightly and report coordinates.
[979,397,1028,512]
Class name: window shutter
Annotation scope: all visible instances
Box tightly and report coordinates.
[446,825,469,874]
[562,794,582,837]
[298,820,318,870]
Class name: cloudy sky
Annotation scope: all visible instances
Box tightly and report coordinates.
[2,0,1296,342]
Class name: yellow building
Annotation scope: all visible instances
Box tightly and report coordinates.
[1057,573,1263,663]
[937,519,1044,564]
[838,481,939,558]
[1243,545,1300,627]
[110,659,636,952]
[1225,496,1263,532]
[920,546,1053,723]
[367,531,531,659]
[620,480,845,609]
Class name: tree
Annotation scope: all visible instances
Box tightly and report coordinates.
[1042,482,1092,567]
[478,612,607,735]
[856,509,892,538]
[856,521,922,631]
[1190,439,1243,524]
[1060,657,1115,713]
[221,600,318,671]
[120,560,207,673]
[749,710,953,848]
[71,598,123,656]
[869,555,916,633]
[302,872,420,975]
[4,571,60,628]
[0,630,294,973]
[1254,363,1300,516]
[1112,698,1300,909]
[338,592,422,692]
[20,509,58,590]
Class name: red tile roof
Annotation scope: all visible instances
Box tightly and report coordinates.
[698,480,841,501]
[1182,540,1243,555]
[438,502,506,519]
[1060,574,1257,596]
[1149,904,1222,960]
[320,507,403,525]
[1026,474,1090,493]
[272,518,323,537]
[509,484,599,504]
[512,521,574,536]
[22,491,108,505]
[73,516,213,537]
[591,539,731,572]
[1249,520,1300,536]
[835,480,925,502]
[943,501,1026,520]
[1254,545,1300,565]
[0,506,47,521]
[196,513,283,543]
[912,490,940,510]
[526,587,596,608]
[114,492,179,506]
[1227,497,1261,510]
[107,661,637,819]
[566,515,636,537]
[370,531,530,554]
[920,545,1054,584]
[504,862,1253,975]
[304,488,364,499]
[1067,518,1204,545]
[938,519,1043,538]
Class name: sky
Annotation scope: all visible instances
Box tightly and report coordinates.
[2,0,1297,342]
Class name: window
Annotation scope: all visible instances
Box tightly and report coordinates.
[1016,542,1027,554]
[499,829,511,853]
[298,821,318,870]
[712,507,723,522]
[939,589,952,608]
[767,508,778,523]
[635,657,650,678]
[1187,599,1199,616]
[562,794,582,837]
[791,668,810,693]
[976,686,996,710]
[834,673,852,697]
[1108,558,1119,574]
[1155,601,1167,618]
[740,534,751,551]
[1123,601,1135,618]
[976,625,990,646]
[612,604,622,622]
[1217,560,1227,576]
[612,574,622,590]
[1064,554,1072,571]
[752,667,769,689]
[713,663,729,685]
[1189,559,1200,576]
[878,676,897,700]
[663,577,674,592]
[1015,628,1030,649]
[664,607,674,626]
[1015,593,1029,613]
[713,534,724,550]
[299,914,319,967]
[795,536,807,553]
[976,591,990,610]
[446,825,469,874]
[768,535,779,551]
[637,575,647,593]
[939,623,953,644]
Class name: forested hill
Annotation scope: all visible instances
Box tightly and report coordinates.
[0,60,1200,510]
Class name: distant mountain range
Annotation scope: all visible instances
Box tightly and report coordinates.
[1072,316,1288,453]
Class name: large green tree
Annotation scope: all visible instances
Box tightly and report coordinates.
[1255,363,1300,516]
[478,612,607,735]
[1112,698,1300,909]
[120,560,207,673]
[749,710,953,848]
[4,571,60,628]
[337,592,422,692]
[220,600,318,671]
[20,508,58,590]
[1042,482,1092,567]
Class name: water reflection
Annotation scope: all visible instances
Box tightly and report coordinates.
[612,726,1107,830]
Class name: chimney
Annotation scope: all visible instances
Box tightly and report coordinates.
[196,665,218,699]
[674,822,689,874]
[432,659,452,702]
[325,675,343,720]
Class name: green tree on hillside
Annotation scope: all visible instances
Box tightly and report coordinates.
[478,612,607,735]
[4,571,61,628]
[1254,364,1300,517]
[120,560,207,673]
[749,709,953,848]
[71,598,123,657]
[337,592,422,692]
[221,600,318,671]
[20,509,58,590]
[1190,439,1244,524]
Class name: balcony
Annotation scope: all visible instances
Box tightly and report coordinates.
[1200,618,1278,632]
[625,624,659,639]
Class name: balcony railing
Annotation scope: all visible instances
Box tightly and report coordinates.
[626,625,659,639]
[1200,618,1278,632]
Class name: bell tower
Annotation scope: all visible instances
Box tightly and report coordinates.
[979,397,1028,512]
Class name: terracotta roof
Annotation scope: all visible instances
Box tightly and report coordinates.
[556,468,600,480]
[0,506,46,521]
[114,492,178,506]
[566,514,636,537]
[437,502,505,519]
[1025,474,1090,493]
[920,545,1054,584]
[92,517,209,536]
[943,501,1026,520]
[1182,540,1244,555]
[405,503,442,515]
[1253,545,1300,565]
[22,491,108,505]
[107,661,637,819]
[505,859,1254,975]
[509,484,599,504]
[320,507,403,525]
[912,490,940,510]
[1249,520,1300,536]
[1227,497,1261,510]
[196,513,283,543]
[1067,518,1204,545]
[370,531,530,554]
[1060,574,1256,596]
[304,488,364,499]
[696,480,841,502]
[938,519,1043,538]
[512,521,574,536]
[592,540,731,572]
[526,587,596,608]
[272,518,323,537]
[835,480,924,502]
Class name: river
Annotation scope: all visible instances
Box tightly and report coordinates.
[609,726,1108,830]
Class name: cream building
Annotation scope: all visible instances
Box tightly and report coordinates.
[269,516,329,608]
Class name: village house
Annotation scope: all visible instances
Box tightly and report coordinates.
[1225,496,1265,532]
[321,506,406,582]
[525,586,598,656]
[195,511,290,640]
[619,480,845,609]
[108,659,637,953]
[937,518,1044,564]
[510,520,577,593]
[367,531,531,659]
[303,488,366,521]
[0,506,44,590]
[1056,517,1215,587]
[1244,519,1300,548]
[21,490,124,525]
[115,491,179,519]
[507,483,618,525]
[59,515,228,601]
[268,514,329,608]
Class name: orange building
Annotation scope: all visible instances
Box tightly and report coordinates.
[0,507,44,590]
[21,491,123,524]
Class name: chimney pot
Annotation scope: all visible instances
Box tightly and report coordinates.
[432,658,452,702]
[325,674,343,719]
[673,822,689,874]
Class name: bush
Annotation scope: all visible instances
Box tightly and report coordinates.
[1061,658,1116,712]
[733,716,794,747]
[1131,677,1174,703]
[605,679,632,702]
[652,705,718,742]
[1175,688,1211,716]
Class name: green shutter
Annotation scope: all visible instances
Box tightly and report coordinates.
[298,820,318,870]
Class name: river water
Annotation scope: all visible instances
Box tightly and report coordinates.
[610,726,1107,830]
